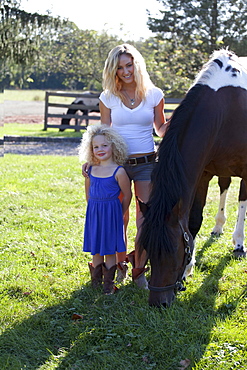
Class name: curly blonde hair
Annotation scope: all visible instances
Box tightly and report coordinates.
[102,44,154,102]
[79,124,128,165]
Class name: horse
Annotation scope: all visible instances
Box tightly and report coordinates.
[212,177,247,252]
[138,49,247,307]
[59,91,100,131]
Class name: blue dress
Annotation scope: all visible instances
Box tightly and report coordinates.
[83,166,126,256]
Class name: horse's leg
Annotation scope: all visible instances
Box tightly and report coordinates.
[211,177,231,236]
[60,106,77,131]
[189,171,213,239]
[186,171,213,277]
[233,179,247,258]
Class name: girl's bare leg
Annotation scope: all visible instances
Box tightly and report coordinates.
[105,254,116,269]
[92,254,104,267]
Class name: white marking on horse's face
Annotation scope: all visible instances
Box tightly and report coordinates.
[192,49,247,91]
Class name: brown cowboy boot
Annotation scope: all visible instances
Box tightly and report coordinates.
[116,261,128,283]
[126,250,135,267]
[127,250,149,289]
[102,263,117,294]
[132,267,149,289]
[88,262,103,288]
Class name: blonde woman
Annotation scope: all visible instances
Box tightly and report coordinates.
[79,124,132,294]
[83,44,168,288]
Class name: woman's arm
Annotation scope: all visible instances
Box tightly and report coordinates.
[153,98,170,137]
[116,168,132,216]
[99,101,111,125]
[82,162,90,178]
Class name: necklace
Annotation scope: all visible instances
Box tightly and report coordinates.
[123,90,135,106]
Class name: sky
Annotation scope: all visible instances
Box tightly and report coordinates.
[21,0,162,41]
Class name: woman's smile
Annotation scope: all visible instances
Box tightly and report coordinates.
[116,54,135,84]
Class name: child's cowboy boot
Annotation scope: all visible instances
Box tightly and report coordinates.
[116,261,128,283]
[88,262,103,288]
[102,263,117,294]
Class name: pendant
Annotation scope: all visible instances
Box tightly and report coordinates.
[130,99,135,106]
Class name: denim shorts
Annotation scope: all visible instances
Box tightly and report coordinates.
[124,161,156,182]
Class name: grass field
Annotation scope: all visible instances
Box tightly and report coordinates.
[3,90,80,103]
[1,154,247,369]
[1,123,84,138]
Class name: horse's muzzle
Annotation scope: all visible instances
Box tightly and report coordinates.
[148,290,176,308]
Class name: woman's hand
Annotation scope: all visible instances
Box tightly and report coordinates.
[82,162,89,178]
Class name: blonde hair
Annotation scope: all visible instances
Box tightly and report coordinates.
[102,43,154,102]
[79,124,128,165]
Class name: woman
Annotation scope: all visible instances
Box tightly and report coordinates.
[84,44,168,288]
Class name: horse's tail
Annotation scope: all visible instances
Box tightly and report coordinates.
[138,84,204,260]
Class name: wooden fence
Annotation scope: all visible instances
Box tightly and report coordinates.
[43,91,181,131]
[44,91,100,131]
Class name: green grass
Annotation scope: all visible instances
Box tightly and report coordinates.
[1,154,247,369]
[3,89,83,103]
[2,123,84,138]
[4,89,46,101]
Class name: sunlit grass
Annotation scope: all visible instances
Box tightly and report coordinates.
[3,89,84,103]
[0,155,246,369]
[2,123,84,138]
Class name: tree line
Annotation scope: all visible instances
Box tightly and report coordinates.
[1,0,247,97]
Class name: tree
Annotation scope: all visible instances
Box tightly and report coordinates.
[27,24,121,91]
[147,0,247,54]
[0,0,64,89]
[136,38,204,97]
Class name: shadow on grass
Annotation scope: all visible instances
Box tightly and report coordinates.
[195,234,218,264]
[0,243,245,369]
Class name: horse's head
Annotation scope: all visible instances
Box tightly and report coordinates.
[137,195,194,307]
[147,212,194,307]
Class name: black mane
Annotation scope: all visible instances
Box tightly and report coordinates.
[138,84,206,261]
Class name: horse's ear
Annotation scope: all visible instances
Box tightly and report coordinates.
[136,196,149,215]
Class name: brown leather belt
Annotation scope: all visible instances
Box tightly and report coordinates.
[125,153,156,166]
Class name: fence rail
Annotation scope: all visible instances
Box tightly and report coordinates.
[44,91,100,131]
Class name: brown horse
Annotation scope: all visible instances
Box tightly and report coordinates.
[138,49,247,307]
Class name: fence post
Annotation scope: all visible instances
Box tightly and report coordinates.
[44,91,49,131]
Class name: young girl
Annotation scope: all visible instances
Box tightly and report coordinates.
[79,124,132,294]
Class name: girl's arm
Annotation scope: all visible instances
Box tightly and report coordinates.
[85,176,90,202]
[153,98,170,137]
[99,101,111,125]
[116,168,132,215]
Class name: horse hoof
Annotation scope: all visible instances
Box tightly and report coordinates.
[211,231,221,237]
[233,246,246,258]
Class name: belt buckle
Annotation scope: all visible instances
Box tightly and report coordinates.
[131,157,138,166]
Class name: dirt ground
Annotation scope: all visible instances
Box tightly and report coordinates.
[3,100,100,125]
[4,115,62,125]
[4,115,52,124]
